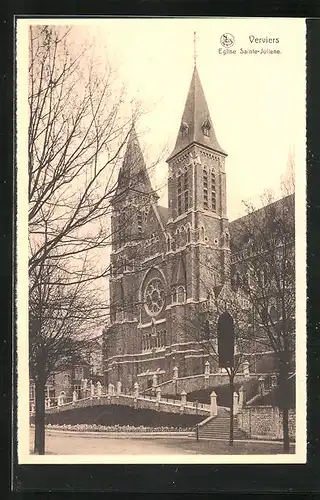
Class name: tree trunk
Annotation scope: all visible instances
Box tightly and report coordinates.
[282,407,290,453]
[34,377,46,455]
[229,375,234,446]
[279,355,290,453]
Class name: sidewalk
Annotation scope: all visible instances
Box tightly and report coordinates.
[45,429,192,439]
[42,427,293,445]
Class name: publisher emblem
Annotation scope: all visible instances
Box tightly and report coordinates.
[220,33,235,48]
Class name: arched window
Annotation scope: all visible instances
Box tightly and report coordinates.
[183,171,189,211]
[203,168,208,209]
[243,271,251,288]
[186,225,191,243]
[116,257,122,274]
[202,118,211,137]
[180,121,189,137]
[137,209,143,235]
[119,226,125,247]
[235,271,242,288]
[200,226,205,241]
[178,286,186,303]
[160,330,163,347]
[177,170,182,215]
[167,235,171,252]
[269,305,278,323]
[172,287,177,303]
[211,171,216,212]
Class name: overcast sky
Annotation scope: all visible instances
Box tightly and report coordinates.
[83,17,305,220]
[23,17,305,221]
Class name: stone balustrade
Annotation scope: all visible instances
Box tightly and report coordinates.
[44,380,214,417]
[148,372,255,396]
[42,377,291,438]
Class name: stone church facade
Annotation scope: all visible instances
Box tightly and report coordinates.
[103,64,294,391]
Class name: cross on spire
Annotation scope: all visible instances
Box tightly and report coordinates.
[193,31,197,67]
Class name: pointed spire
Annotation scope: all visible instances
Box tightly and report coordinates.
[168,66,226,161]
[116,124,156,198]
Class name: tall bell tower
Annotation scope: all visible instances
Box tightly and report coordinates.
[166,51,230,302]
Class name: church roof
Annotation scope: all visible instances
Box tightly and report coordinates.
[172,252,186,286]
[167,66,226,161]
[229,194,294,252]
[157,205,170,224]
[115,125,155,198]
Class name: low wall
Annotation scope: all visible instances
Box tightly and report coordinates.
[237,406,295,441]
[159,373,254,396]
[45,394,210,417]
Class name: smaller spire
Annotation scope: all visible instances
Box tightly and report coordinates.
[114,123,156,199]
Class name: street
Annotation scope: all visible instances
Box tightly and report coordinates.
[29,430,295,455]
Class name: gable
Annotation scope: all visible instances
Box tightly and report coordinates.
[142,203,167,249]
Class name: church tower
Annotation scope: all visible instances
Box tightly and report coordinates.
[104,46,232,389]
[111,124,158,254]
[166,62,230,304]
[107,125,160,383]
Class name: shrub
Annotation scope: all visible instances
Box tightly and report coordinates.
[42,423,193,432]
[44,404,203,427]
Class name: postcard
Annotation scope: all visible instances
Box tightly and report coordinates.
[16,17,306,465]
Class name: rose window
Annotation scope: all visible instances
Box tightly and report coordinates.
[144,278,165,316]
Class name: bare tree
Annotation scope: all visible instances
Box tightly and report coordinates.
[231,192,295,452]
[27,25,163,454]
[180,267,256,446]
[29,251,106,454]
[28,25,149,280]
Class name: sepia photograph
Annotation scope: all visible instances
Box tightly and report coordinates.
[16,17,306,464]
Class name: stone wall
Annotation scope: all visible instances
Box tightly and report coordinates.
[159,373,252,396]
[45,393,210,417]
[237,405,295,441]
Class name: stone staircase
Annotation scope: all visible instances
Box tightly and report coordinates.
[197,407,247,440]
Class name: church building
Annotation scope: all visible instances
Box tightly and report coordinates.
[103,60,294,391]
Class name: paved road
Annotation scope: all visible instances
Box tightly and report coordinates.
[29,431,295,455]
[30,432,198,455]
